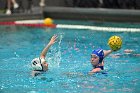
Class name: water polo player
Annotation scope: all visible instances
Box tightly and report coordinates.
[89,36,122,74]
[31,35,57,77]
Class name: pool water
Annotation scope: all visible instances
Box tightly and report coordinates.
[0,21,140,93]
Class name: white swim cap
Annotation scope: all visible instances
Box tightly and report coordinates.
[31,58,43,71]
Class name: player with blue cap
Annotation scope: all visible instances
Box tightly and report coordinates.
[89,48,113,74]
[92,48,104,64]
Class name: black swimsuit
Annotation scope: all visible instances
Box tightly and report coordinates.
[95,65,104,70]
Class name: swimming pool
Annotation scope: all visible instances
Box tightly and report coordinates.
[0,20,140,93]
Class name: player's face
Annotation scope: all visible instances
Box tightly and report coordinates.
[90,54,99,65]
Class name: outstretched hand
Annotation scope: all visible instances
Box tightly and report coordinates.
[49,35,57,45]
[40,35,58,58]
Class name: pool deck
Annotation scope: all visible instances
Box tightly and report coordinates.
[0,13,43,22]
[0,7,140,23]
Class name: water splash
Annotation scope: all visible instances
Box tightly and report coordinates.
[55,33,63,67]
[48,33,63,68]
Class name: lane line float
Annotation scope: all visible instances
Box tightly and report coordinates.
[0,19,140,32]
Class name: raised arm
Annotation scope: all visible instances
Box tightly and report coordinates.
[103,50,113,58]
[40,35,57,59]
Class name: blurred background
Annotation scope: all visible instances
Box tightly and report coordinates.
[0,0,140,15]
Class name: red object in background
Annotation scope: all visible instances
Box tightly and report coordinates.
[0,22,56,28]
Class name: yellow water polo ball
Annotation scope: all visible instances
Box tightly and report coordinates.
[108,36,122,51]
[44,18,53,25]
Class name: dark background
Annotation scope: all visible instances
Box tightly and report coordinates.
[0,0,140,10]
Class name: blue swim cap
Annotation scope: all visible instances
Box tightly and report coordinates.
[92,48,104,63]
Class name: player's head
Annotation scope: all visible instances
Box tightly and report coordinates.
[31,58,43,71]
[91,48,104,65]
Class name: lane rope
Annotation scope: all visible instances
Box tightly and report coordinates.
[0,20,140,32]
[57,24,140,32]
